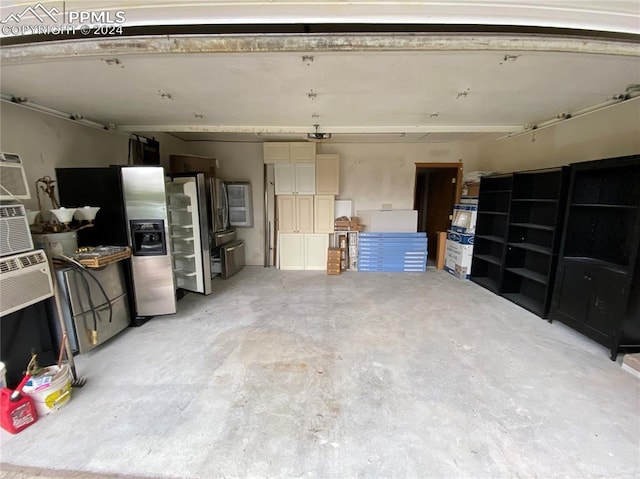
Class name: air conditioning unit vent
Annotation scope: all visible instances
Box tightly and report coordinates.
[0,258,20,274]
[19,252,46,267]
[0,205,24,218]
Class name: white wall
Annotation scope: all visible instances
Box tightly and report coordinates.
[475,99,640,172]
[186,141,265,266]
[316,142,476,213]
[0,102,188,211]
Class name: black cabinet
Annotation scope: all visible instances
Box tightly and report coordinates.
[550,155,640,359]
[470,174,512,293]
[471,168,567,318]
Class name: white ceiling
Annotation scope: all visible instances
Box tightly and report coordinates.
[0,1,638,143]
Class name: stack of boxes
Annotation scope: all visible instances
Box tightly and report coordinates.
[332,216,362,271]
[444,203,478,279]
[327,247,342,275]
[333,216,363,232]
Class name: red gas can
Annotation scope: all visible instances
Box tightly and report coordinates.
[0,376,39,434]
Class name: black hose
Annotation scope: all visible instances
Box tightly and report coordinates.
[53,256,114,333]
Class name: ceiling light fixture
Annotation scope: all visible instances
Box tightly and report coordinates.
[307,124,331,140]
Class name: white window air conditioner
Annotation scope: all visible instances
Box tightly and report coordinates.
[0,249,54,316]
[0,152,30,200]
[0,204,34,257]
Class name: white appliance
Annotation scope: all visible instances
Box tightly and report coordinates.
[0,152,30,200]
[166,173,212,295]
[0,204,34,257]
[0,249,54,316]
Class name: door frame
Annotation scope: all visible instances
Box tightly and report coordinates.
[414,162,464,262]
[414,162,464,203]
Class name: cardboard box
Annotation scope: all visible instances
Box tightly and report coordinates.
[169,154,219,176]
[462,183,480,198]
[444,230,474,280]
[436,231,447,270]
[450,204,478,234]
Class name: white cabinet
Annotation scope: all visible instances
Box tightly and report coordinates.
[264,142,315,164]
[274,164,295,195]
[295,163,316,194]
[278,232,328,270]
[314,195,335,233]
[316,154,340,195]
[304,234,329,270]
[278,233,305,270]
[277,195,314,233]
[275,163,316,195]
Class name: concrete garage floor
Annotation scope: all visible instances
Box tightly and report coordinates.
[1,267,639,479]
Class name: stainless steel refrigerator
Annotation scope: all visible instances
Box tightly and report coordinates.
[56,166,177,322]
[208,176,246,279]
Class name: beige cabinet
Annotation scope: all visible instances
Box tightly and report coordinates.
[316,154,340,195]
[277,195,314,233]
[275,163,316,195]
[278,232,328,270]
[314,195,335,233]
[263,143,290,164]
[264,142,316,164]
[290,143,316,163]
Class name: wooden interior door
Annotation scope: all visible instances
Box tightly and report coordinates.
[414,163,462,262]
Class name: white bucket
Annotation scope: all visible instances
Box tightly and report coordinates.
[22,364,72,416]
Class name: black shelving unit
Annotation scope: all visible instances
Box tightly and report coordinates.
[470,174,512,294]
[501,168,568,318]
[550,155,640,360]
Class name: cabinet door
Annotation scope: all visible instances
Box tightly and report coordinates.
[554,263,591,323]
[314,195,335,233]
[279,233,305,270]
[295,163,316,195]
[274,164,295,195]
[586,268,628,339]
[277,195,296,233]
[290,143,316,163]
[296,195,315,233]
[316,154,340,194]
[304,234,329,270]
[263,143,290,164]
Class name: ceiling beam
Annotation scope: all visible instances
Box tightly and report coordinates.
[1,33,638,65]
[116,124,524,134]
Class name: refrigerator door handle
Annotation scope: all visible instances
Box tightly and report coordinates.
[222,182,229,229]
